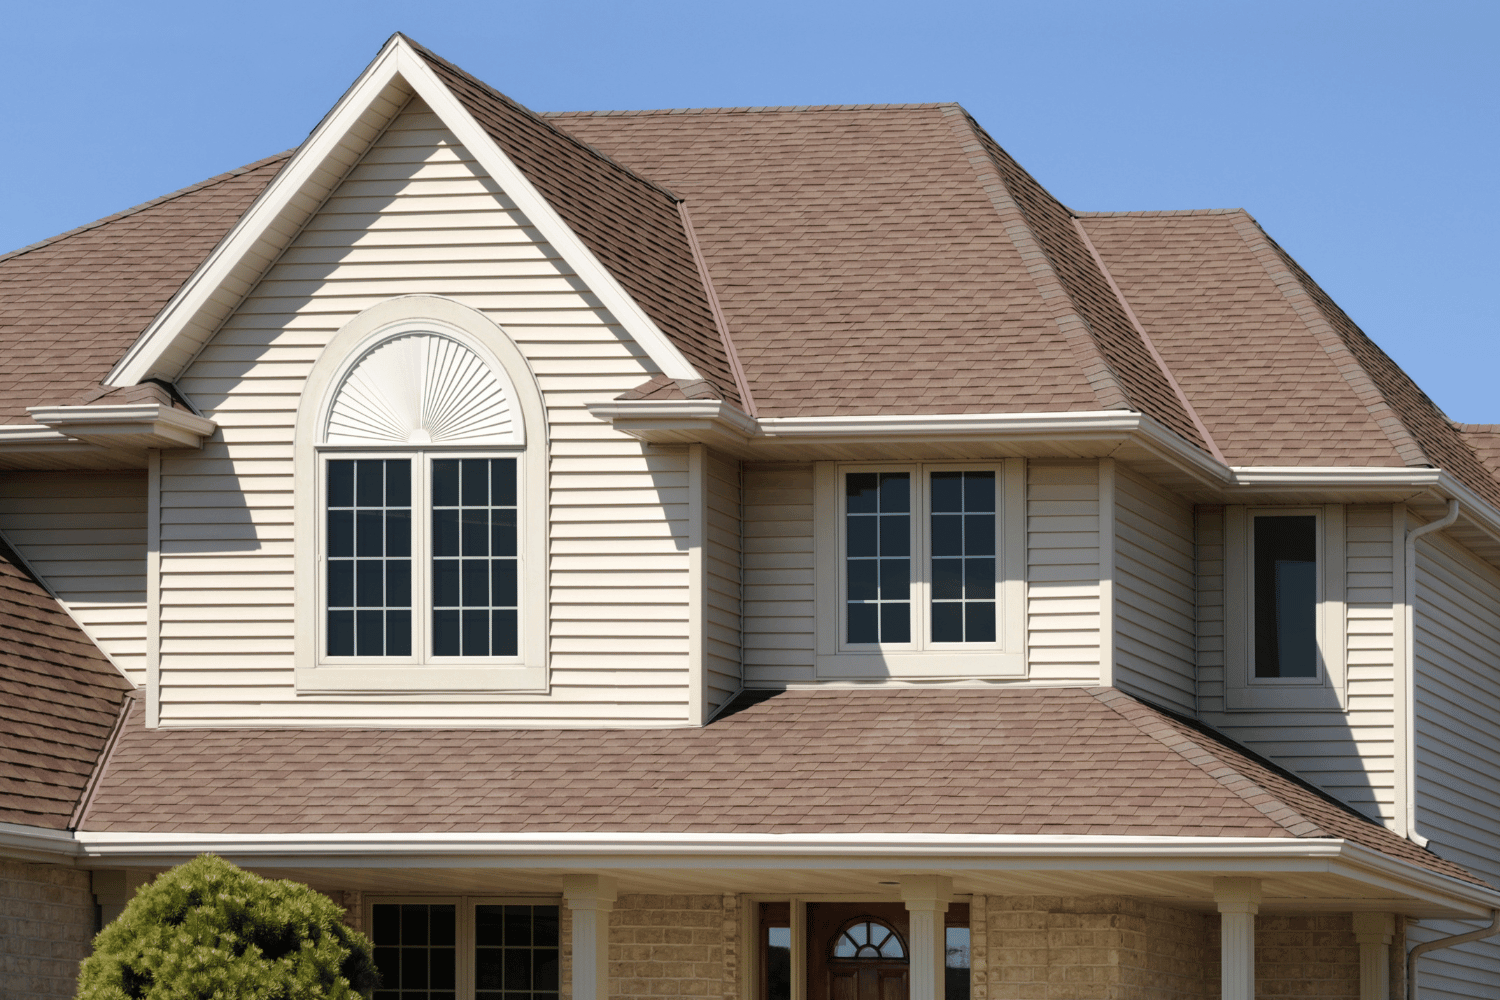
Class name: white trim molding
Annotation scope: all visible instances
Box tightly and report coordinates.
[106,34,703,393]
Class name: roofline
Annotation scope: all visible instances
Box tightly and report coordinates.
[7,826,1490,915]
[105,35,704,390]
[542,102,963,118]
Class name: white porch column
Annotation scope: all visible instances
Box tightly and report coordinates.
[1214,877,1261,1000]
[1353,913,1395,1000]
[900,875,953,1000]
[562,875,617,1000]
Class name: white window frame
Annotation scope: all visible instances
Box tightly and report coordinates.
[364,894,563,1000]
[293,296,548,695]
[813,460,1026,678]
[1223,504,1346,710]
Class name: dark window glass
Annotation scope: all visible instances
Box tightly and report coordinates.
[327,459,411,657]
[945,926,971,1000]
[1254,515,1318,678]
[930,471,996,643]
[474,905,560,1000]
[765,926,791,1000]
[371,904,457,1000]
[433,458,519,658]
[846,472,910,643]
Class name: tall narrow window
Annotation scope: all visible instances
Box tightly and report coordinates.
[433,458,518,657]
[930,471,996,643]
[371,903,456,1000]
[327,459,412,657]
[846,472,911,643]
[1253,514,1317,678]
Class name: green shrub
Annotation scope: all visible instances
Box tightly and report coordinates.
[76,853,379,1000]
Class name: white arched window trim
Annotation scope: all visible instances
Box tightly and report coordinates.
[293,295,548,694]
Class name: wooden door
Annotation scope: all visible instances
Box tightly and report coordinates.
[807,903,909,1000]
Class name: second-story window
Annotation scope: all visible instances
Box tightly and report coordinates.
[842,465,1003,650]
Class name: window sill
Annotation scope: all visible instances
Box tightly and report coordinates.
[295,664,546,694]
[1224,682,1342,711]
[816,651,1024,680]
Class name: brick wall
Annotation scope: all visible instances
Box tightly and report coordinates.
[972,895,1363,1000]
[605,894,738,1000]
[0,860,94,1000]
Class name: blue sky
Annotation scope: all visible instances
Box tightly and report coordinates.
[7,1,1496,421]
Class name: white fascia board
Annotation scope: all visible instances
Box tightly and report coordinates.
[28,404,217,450]
[108,36,701,389]
[0,821,81,862]
[1229,467,1443,489]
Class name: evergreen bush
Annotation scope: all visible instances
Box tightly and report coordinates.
[76,853,379,1000]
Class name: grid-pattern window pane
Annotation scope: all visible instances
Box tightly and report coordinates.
[1253,515,1317,678]
[433,458,518,657]
[930,471,996,643]
[846,472,910,644]
[371,903,456,1000]
[475,904,559,1000]
[327,459,412,656]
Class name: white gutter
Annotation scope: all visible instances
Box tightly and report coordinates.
[1408,910,1500,999]
[1401,499,1461,846]
[0,822,80,862]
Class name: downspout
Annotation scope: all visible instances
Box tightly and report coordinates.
[1401,499,1459,846]
[1408,910,1500,999]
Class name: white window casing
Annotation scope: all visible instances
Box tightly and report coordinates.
[293,296,548,694]
[1222,504,1346,710]
[813,459,1026,679]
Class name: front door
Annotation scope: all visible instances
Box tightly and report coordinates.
[807,903,909,1000]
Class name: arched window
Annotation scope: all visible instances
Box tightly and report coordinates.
[829,919,907,960]
[293,296,547,694]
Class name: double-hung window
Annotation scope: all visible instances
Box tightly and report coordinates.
[297,317,545,694]
[815,461,1024,678]
[368,898,559,1000]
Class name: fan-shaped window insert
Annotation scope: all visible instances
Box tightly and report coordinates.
[830,919,906,960]
[324,333,521,446]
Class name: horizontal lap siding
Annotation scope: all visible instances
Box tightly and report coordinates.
[703,450,741,712]
[1200,505,1396,825]
[1413,535,1500,997]
[1112,467,1194,713]
[0,471,146,684]
[741,463,815,685]
[160,100,688,725]
[1027,462,1101,685]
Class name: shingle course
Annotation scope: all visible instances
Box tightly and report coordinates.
[77,686,1479,887]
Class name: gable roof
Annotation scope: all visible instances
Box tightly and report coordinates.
[0,536,132,829]
[76,685,1479,888]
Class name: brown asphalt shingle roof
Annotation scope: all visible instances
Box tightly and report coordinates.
[0,154,287,425]
[77,686,1481,888]
[0,537,132,829]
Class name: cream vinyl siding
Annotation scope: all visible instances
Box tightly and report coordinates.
[1409,532,1500,1000]
[1197,505,1397,824]
[741,463,816,686]
[1111,466,1194,713]
[0,471,147,684]
[703,450,742,712]
[1026,462,1102,685]
[158,98,691,725]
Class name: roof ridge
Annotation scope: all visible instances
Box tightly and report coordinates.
[1454,423,1500,432]
[401,35,685,203]
[1073,208,1245,219]
[542,102,962,117]
[939,107,1133,413]
[1088,687,1329,838]
[0,152,293,264]
[1228,211,1432,469]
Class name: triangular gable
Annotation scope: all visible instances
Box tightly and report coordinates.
[106,34,723,399]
